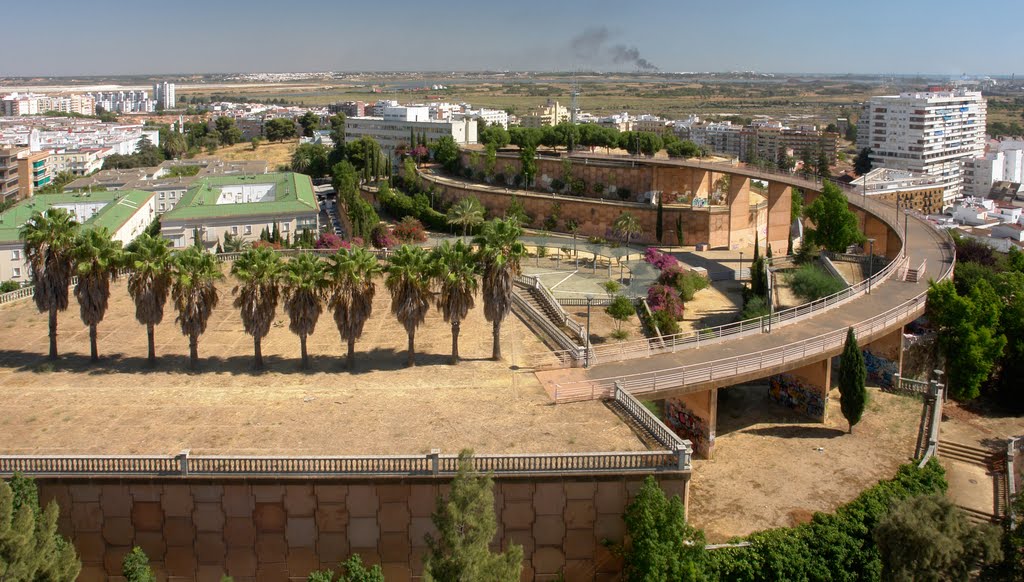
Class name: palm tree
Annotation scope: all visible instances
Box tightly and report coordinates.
[72,228,123,362]
[326,246,382,370]
[430,240,478,364]
[282,253,329,369]
[20,208,80,360]
[613,212,643,247]
[384,245,433,367]
[126,233,172,366]
[446,197,485,239]
[222,232,248,253]
[473,218,527,360]
[231,246,284,370]
[170,246,222,369]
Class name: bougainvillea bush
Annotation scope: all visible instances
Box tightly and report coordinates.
[644,248,679,270]
[646,284,685,320]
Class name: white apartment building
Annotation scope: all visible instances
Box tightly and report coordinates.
[153,82,176,110]
[460,108,508,129]
[964,151,1006,198]
[1,92,95,116]
[344,113,477,159]
[857,89,986,204]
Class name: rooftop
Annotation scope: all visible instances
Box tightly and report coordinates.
[0,190,155,244]
[162,172,316,222]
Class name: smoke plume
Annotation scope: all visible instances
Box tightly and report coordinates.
[568,26,658,71]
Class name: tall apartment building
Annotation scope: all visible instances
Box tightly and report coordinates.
[519,100,570,128]
[153,82,176,110]
[0,147,23,203]
[1,93,95,116]
[16,151,52,196]
[857,89,986,204]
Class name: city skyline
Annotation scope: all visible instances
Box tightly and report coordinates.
[4,0,1023,77]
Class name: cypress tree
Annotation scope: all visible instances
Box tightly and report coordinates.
[839,327,867,433]
[656,196,664,243]
[675,215,684,246]
[787,231,794,255]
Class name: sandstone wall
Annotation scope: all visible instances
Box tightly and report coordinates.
[39,473,689,582]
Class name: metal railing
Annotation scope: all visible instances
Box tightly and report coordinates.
[0,448,688,478]
[612,382,690,464]
[511,292,582,361]
[1007,437,1019,529]
[887,375,931,396]
[513,274,586,344]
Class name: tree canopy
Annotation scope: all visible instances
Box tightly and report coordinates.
[803,181,864,252]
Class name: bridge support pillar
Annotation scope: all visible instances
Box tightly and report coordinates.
[768,359,830,422]
[727,177,751,250]
[688,167,711,198]
[863,325,904,389]
[862,213,892,257]
[664,389,718,459]
[767,182,792,254]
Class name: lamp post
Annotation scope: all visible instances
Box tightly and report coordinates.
[904,208,910,259]
[739,251,744,281]
[585,294,594,368]
[765,261,774,333]
[867,238,875,293]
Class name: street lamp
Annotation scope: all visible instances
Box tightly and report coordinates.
[903,208,911,259]
[738,251,744,281]
[765,261,774,333]
[866,238,875,293]
[584,294,594,368]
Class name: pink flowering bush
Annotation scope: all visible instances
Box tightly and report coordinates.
[315,233,343,250]
[643,248,679,270]
[370,224,397,249]
[646,284,685,320]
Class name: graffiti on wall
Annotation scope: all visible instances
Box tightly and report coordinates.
[665,399,712,457]
[768,374,826,419]
[864,350,898,389]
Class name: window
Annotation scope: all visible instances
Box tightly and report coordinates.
[159,203,165,212]
[159,192,165,199]
[231,226,238,235]
[244,225,252,235]
[12,268,21,278]
[11,249,20,260]
[282,223,290,233]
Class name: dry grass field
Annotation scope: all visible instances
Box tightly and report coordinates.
[193,138,298,169]
[0,269,645,456]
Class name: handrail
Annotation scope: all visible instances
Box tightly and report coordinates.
[0,449,689,478]
[514,274,586,344]
[1007,437,1019,529]
[551,239,954,403]
[612,382,690,464]
[511,292,581,359]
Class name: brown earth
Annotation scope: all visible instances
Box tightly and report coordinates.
[193,139,298,169]
[0,270,644,456]
[686,384,922,542]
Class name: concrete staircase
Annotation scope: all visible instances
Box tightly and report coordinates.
[937,441,1007,524]
[513,285,581,348]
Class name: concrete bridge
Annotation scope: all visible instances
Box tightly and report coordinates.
[506,156,957,458]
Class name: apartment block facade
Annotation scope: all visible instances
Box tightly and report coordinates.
[857,89,986,204]
[0,147,23,203]
[344,112,477,159]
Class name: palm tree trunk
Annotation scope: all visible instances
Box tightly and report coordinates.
[189,334,198,370]
[451,319,461,365]
[407,328,416,367]
[146,323,156,366]
[491,320,502,360]
[300,333,309,369]
[89,324,98,362]
[48,306,58,360]
[347,338,356,371]
[254,336,263,370]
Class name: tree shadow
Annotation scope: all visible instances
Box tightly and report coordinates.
[0,346,477,377]
[741,425,846,439]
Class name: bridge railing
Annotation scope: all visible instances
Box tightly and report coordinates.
[612,382,690,467]
[0,449,687,478]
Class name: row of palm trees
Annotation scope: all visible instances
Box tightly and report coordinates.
[20,207,527,370]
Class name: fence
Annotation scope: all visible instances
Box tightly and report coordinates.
[612,382,689,459]
[513,274,587,344]
[0,447,689,478]
[511,292,583,360]
[887,374,931,396]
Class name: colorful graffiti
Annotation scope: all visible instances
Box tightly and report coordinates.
[864,350,898,388]
[665,399,712,457]
[768,374,826,420]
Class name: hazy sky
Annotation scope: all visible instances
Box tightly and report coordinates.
[5,0,1023,76]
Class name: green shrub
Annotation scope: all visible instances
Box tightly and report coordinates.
[0,280,20,293]
[550,178,565,191]
[787,264,846,302]
[122,547,155,582]
[741,295,770,320]
[657,266,710,301]
[652,309,681,335]
[704,459,947,581]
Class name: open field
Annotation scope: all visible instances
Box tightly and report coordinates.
[193,138,298,169]
[0,269,645,456]
[686,384,922,542]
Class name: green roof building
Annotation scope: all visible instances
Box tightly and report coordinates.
[0,190,157,283]
[160,172,319,249]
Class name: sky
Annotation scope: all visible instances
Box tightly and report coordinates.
[5,0,1023,77]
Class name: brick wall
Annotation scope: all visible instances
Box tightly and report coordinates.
[39,473,689,582]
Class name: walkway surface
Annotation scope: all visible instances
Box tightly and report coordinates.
[534,182,954,401]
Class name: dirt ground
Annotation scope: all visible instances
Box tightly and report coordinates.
[194,139,297,169]
[0,272,644,456]
[685,384,922,542]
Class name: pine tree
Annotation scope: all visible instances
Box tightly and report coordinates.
[839,327,867,433]
[0,474,81,581]
[623,476,705,581]
[423,450,523,581]
[122,547,156,582]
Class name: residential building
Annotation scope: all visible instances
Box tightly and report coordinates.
[161,173,318,249]
[15,150,53,196]
[519,100,570,128]
[964,151,1006,198]
[1,92,95,116]
[331,101,365,117]
[849,168,946,214]
[857,89,987,203]
[49,148,110,176]
[0,190,157,283]
[344,114,477,159]
[632,115,671,134]
[153,82,176,110]
[87,90,155,114]
[458,107,509,129]
[0,147,24,203]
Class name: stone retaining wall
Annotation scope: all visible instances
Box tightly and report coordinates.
[39,472,689,582]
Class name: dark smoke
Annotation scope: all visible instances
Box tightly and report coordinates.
[567,27,658,71]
